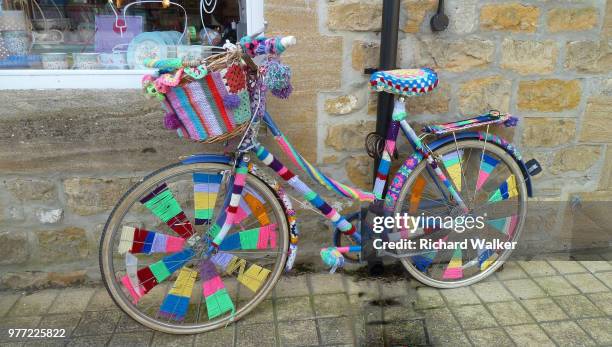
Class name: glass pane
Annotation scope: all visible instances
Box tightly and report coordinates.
[0,0,240,70]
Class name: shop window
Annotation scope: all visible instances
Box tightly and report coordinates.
[0,0,262,70]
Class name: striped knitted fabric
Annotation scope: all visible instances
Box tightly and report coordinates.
[118,226,186,254]
[139,183,194,239]
[158,267,198,321]
[200,259,234,320]
[193,173,223,225]
[211,252,271,293]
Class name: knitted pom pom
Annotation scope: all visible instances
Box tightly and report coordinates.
[271,84,293,99]
[164,111,181,130]
[223,93,241,109]
[503,115,519,127]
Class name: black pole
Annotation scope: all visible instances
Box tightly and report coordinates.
[367,0,400,276]
[373,0,400,183]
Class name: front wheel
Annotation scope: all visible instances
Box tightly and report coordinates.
[394,139,527,288]
[99,161,289,334]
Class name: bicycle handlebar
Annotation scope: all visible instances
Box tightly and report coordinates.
[238,35,297,57]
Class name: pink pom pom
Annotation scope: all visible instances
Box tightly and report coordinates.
[164,112,181,130]
[223,94,241,109]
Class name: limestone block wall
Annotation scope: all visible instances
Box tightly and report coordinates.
[0,0,610,289]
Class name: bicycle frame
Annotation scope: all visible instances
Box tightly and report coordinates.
[203,96,469,266]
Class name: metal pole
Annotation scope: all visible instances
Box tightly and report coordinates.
[373,0,400,183]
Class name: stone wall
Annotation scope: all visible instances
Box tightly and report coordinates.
[0,0,611,289]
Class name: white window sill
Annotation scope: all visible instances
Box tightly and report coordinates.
[0,69,156,90]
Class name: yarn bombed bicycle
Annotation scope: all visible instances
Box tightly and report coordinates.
[100,34,542,334]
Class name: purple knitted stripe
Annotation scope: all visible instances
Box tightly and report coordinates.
[190,81,224,137]
[211,71,236,128]
[166,89,199,139]
[200,259,218,281]
[211,252,233,271]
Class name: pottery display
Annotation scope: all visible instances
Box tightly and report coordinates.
[0,11,28,31]
[41,52,68,69]
[100,52,128,69]
[2,30,30,55]
[72,52,99,69]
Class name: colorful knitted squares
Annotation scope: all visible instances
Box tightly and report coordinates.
[140,183,194,239]
[442,150,463,192]
[487,215,518,237]
[200,260,234,320]
[476,154,500,191]
[158,267,198,321]
[488,175,518,202]
[215,254,271,293]
[118,226,186,254]
[193,173,223,225]
[477,246,498,271]
[442,248,463,279]
[218,224,278,251]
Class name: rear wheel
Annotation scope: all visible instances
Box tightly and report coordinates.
[393,139,527,288]
[100,162,289,334]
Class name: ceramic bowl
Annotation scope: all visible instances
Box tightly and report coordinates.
[41,52,68,69]
[72,52,100,69]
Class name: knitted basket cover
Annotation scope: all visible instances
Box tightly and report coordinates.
[370,68,438,97]
[154,62,252,142]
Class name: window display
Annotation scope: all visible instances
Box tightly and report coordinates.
[0,0,239,69]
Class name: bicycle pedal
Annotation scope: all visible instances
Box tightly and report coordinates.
[525,159,542,176]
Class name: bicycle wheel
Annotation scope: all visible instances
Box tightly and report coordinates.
[393,139,527,288]
[99,162,289,334]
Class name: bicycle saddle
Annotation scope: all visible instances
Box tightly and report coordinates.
[370,68,438,97]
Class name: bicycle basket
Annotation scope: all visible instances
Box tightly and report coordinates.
[142,50,253,144]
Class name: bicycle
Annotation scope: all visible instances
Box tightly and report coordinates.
[99,34,542,334]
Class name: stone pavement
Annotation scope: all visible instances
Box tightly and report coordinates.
[1,258,612,347]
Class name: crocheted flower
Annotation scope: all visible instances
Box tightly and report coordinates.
[224,64,246,93]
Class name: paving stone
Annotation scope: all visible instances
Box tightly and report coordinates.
[362,304,382,323]
[236,322,276,347]
[414,287,445,309]
[380,280,408,298]
[0,293,20,317]
[587,292,612,315]
[273,275,310,298]
[0,316,42,341]
[594,271,612,288]
[37,313,82,336]
[382,296,420,321]
[564,273,609,293]
[21,339,67,346]
[114,313,148,333]
[66,334,111,346]
[439,287,480,306]
[554,295,604,319]
[471,281,514,303]
[577,317,612,345]
[239,299,274,324]
[309,273,344,294]
[421,307,461,332]
[487,301,534,326]
[521,298,568,322]
[364,323,384,346]
[549,261,587,275]
[275,296,314,321]
[533,276,580,296]
[579,260,612,273]
[427,329,470,347]
[108,332,153,347]
[541,321,596,346]
[47,288,95,314]
[517,261,557,277]
[495,262,528,280]
[313,294,349,317]
[503,279,546,299]
[85,289,116,311]
[345,278,379,299]
[384,319,427,346]
[7,291,58,317]
[451,305,497,329]
[318,317,353,345]
[505,324,555,347]
[278,320,318,346]
[72,310,121,336]
[466,328,513,347]
[151,332,194,347]
[0,342,23,347]
[194,323,235,347]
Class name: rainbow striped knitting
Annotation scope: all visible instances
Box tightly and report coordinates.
[487,215,518,237]
[158,267,198,321]
[488,175,518,202]
[423,113,514,135]
[442,150,463,192]
[193,173,222,225]
[211,252,271,293]
[442,248,463,279]
[140,183,194,239]
[219,224,277,251]
[118,226,186,254]
[476,154,500,191]
[200,259,235,320]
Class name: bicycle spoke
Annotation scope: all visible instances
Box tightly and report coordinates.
[194,173,223,225]
[158,266,198,322]
[118,226,186,254]
[442,248,463,280]
[441,149,463,192]
[140,183,195,239]
[411,235,448,272]
[201,259,235,320]
[475,153,500,192]
[488,175,519,202]
[211,252,271,293]
[219,224,277,251]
